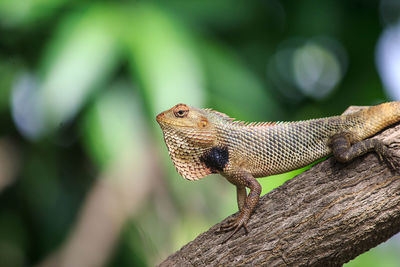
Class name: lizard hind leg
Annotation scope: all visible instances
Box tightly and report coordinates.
[330,133,400,171]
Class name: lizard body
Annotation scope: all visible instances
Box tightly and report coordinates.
[156,102,400,241]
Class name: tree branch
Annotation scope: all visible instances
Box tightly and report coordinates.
[158,107,400,266]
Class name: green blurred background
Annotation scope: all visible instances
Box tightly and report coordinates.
[1,0,400,266]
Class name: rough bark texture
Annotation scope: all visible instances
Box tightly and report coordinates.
[158,107,400,267]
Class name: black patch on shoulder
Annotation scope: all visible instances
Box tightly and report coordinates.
[200,146,229,172]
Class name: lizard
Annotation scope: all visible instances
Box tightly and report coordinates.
[155,102,400,241]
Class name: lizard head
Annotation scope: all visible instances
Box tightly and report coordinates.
[156,103,226,181]
[156,103,211,130]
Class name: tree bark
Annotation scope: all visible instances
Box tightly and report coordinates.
[158,107,400,267]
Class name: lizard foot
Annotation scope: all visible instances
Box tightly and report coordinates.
[216,214,250,242]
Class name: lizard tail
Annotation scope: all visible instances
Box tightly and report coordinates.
[352,101,400,141]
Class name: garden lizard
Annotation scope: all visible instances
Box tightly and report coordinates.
[156,102,400,241]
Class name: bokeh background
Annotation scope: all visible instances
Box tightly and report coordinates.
[1,0,400,266]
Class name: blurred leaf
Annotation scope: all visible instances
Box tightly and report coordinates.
[38,4,120,132]
[0,0,69,28]
[123,3,205,114]
[200,40,281,121]
[82,81,145,168]
[0,58,18,112]
[161,0,254,28]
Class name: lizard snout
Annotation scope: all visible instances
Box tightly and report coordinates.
[156,112,165,123]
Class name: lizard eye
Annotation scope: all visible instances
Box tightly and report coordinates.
[173,104,189,118]
[174,109,188,118]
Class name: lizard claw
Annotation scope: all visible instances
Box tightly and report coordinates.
[216,214,250,242]
[377,146,400,172]
[215,218,234,233]
[384,151,400,172]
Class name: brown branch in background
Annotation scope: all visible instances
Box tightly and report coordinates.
[37,143,159,267]
[158,108,400,266]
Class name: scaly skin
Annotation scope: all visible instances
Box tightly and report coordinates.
[156,102,400,241]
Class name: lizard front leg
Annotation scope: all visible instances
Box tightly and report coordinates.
[236,185,246,211]
[217,169,261,242]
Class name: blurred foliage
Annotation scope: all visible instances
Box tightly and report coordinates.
[0,0,400,266]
